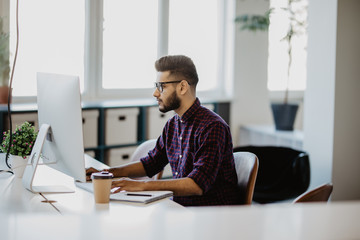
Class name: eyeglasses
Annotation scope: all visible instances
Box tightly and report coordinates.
[154,80,186,93]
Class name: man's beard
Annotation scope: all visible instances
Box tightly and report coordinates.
[159,91,181,113]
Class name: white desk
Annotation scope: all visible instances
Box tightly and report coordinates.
[0,174,57,213]
[42,185,182,214]
[1,155,360,239]
[0,201,360,240]
[0,154,182,215]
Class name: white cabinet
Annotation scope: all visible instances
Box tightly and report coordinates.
[239,125,304,150]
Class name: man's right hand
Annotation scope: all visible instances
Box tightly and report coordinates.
[85,167,101,181]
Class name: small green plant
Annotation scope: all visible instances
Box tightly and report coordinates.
[0,122,38,158]
[279,0,307,104]
[235,9,272,32]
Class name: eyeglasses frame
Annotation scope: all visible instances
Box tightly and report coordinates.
[154,80,190,93]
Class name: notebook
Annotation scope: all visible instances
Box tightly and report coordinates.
[75,181,173,204]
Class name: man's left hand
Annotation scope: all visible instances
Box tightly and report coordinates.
[111,178,146,193]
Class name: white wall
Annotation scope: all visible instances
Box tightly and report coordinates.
[231,0,306,145]
[332,0,360,200]
[303,0,337,192]
[0,0,9,31]
[231,0,273,145]
[304,0,360,200]
[233,0,360,201]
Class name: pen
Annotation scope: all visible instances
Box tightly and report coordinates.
[126,193,153,197]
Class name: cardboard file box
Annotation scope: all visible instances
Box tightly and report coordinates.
[85,150,96,158]
[147,106,175,140]
[5,112,39,132]
[82,110,99,148]
[146,104,213,140]
[203,103,215,111]
[105,108,139,145]
[106,146,137,167]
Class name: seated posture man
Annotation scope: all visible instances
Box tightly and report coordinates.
[87,55,240,206]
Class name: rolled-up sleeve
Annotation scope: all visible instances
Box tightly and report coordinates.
[140,136,169,178]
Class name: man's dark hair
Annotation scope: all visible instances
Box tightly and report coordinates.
[155,55,199,88]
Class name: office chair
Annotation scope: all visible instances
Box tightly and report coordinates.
[233,146,310,203]
[293,183,333,203]
[130,139,163,180]
[233,152,259,205]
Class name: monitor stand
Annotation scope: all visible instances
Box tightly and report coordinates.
[22,124,75,193]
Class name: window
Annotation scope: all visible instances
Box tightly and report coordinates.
[10,0,85,97]
[9,0,231,100]
[102,0,158,89]
[268,0,308,91]
[168,0,219,91]
[101,0,227,97]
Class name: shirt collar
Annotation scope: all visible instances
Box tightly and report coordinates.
[179,98,201,123]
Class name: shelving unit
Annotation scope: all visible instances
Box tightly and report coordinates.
[0,99,229,165]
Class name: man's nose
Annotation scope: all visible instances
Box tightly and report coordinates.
[153,88,160,98]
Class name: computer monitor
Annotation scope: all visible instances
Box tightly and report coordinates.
[22,72,86,193]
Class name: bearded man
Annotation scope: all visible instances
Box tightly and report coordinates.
[87,55,240,206]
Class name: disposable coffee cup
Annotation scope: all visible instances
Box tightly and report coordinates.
[91,171,113,204]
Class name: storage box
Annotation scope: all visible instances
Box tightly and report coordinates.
[85,150,96,158]
[147,106,175,139]
[203,103,215,111]
[106,146,137,167]
[5,112,39,132]
[82,110,99,148]
[105,108,139,145]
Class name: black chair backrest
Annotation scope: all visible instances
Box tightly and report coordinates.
[233,145,310,203]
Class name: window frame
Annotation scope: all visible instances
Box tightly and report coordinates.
[267,0,308,94]
[84,0,233,101]
[7,0,233,102]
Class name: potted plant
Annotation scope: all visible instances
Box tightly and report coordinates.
[0,16,10,104]
[270,0,307,131]
[0,121,38,177]
[235,0,307,131]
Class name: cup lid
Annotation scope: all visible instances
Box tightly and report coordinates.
[91,171,113,179]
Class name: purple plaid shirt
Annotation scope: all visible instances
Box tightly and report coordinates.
[141,98,240,206]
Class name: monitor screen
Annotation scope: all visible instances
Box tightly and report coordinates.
[23,72,86,193]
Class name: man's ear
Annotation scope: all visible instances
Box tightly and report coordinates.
[179,80,189,95]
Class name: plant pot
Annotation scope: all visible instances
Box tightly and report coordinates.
[0,86,10,104]
[271,103,299,131]
[9,154,29,178]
